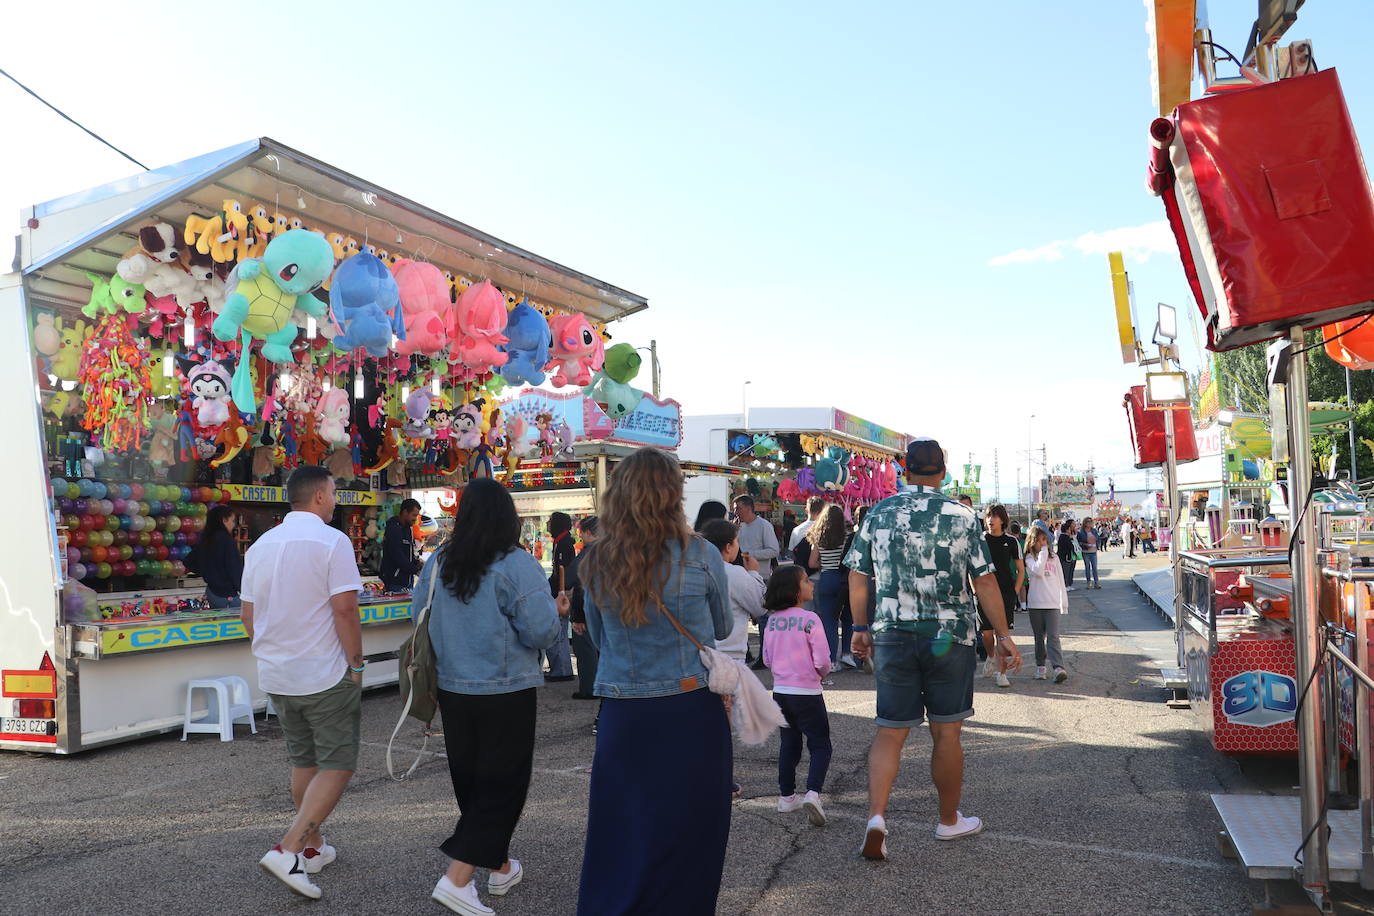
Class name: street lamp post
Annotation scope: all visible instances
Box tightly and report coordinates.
[742,381,752,427]
[1027,415,1035,524]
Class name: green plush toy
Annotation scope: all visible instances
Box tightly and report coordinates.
[602,343,642,383]
[82,272,147,318]
[584,342,645,419]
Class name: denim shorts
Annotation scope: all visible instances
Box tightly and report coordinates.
[871,627,976,728]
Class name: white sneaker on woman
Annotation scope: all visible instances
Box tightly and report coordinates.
[488,859,523,896]
[432,876,493,915]
[1034,666,1047,680]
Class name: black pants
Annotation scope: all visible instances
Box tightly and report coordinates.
[774,693,832,796]
[570,628,599,696]
[437,687,537,869]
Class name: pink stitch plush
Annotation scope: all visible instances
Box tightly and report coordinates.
[392,260,451,357]
[544,314,604,388]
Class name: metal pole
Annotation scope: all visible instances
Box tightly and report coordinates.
[1287,324,1330,904]
[1348,367,1358,482]
[1164,390,1183,666]
[650,339,661,400]
[1027,416,1034,525]
[1358,581,1374,889]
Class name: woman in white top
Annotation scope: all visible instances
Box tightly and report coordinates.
[1023,528,1068,683]
[699,519,766,660]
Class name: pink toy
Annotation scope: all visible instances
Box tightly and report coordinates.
[448,279,509,378]
[392,260,452,357]
[545,313,604,387]
[318,388,351,446]
[453,402,484,450]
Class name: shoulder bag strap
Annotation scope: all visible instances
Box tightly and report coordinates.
[386,556,441,781]
[654,593,706,653]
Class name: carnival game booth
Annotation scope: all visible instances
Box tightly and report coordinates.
[680,407,914,534]
[0,138,646,753]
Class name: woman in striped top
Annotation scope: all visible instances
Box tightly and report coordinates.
[808,504,850,674]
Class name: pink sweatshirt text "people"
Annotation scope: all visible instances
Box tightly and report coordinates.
[763,607,831,695]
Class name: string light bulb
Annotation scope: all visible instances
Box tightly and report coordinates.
[354,370,364,398]
[401,384,410,401]
[431,376,441,396]
[306,316,317,340]
[162,349,173,379]
[183,315,195,348]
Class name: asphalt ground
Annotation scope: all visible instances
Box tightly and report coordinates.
[2,547,1367,915]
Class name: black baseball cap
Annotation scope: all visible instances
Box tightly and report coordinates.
[905,438,946,476]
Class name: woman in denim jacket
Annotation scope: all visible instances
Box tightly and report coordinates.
[419,478,568,916]
[577,448,732,916]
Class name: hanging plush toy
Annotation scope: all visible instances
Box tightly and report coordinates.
[184,200,249,263]
[814,447,852,492]
[317,387,352,446]
[185,358,235,428]
[146,402,177,471]
[584,341,644,418]
[453,401,484,450]
[329,252,405,357]
[499,299,552,386]
[449,280,509,379]
[392,260,451,357]
[32,312,60,367]
[77,315,153,452]
[363,417,403,474]
[502,412,527,478]
[212,229,334,413]
[545,313,604,387]
[210,408,252,468]
[82,272,147,319]
[298,411,330,466]
[403,388,435,439]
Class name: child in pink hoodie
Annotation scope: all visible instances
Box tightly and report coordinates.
[762,565,833,827]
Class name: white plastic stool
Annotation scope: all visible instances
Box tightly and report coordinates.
[263,694,277,722]
[182,676,257,742]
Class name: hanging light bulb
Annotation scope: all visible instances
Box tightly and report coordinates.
[401,384,411,401]
[354,370,364,398]
[322,379,331,392]
[306,315,317,340]
[162,349,173,379]
[431,376,441,396]
[183,315,195,348]
[278,369,294,394]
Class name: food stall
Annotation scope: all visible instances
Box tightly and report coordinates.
[0,138,646,753]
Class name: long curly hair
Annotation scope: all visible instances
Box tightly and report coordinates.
[581,447,692,627]
[808,503,847,550]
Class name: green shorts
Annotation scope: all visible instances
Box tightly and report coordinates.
[270,676,362,771]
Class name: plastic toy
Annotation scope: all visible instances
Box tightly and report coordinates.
[212,229,333,412]
[392,260,451,356]
[449,280,509,378]
[498,299,551,386]
[317,388,351,445]
[545,313,604,387]
[329,252,405,357]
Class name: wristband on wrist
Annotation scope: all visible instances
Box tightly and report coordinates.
[349,664,366,673]
[852,624,870,632]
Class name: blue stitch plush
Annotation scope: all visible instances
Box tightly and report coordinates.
[498,299,551,386]
[329,252,405,357]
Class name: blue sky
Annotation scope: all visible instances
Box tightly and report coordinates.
[3,0,1372,501]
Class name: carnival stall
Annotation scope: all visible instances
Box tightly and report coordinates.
[0,138,647,753]
[680,407,914,534]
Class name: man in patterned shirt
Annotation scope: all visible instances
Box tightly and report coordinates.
[846,438,1021,859]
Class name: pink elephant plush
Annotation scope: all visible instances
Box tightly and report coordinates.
[545,313,604,387]
[392,260,452,357]
[448,279,509,378]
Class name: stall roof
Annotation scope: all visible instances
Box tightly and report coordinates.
[687,407,913,456]
[18,138,648,323]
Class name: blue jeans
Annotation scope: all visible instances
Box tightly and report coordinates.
[1082,552,1099,585]
[206,589,238,609]
[774,692,832,795]
[816,569,847,663]
[871,627,976,727]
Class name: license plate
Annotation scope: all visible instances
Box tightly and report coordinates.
[0,717,56,736]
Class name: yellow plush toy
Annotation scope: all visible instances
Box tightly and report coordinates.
[51,316,89,379]
[184,199,250,263]
[343,237,360,259]
[326,232,346,260]
[246,204,275,258]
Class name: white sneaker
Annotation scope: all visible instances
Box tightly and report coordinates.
[1066,586,1077,592]
[935,811,984,840]
[258,846,321,899]
[994,671,1011,688]
[1054,667,1069,683]
[488,859,522,896]
[1034,666,1047,680]
[803,790,827,827]
[841,654,858,669]
[979,659,995,678]
[432,875,494,915]
[860,814,888,860]
[302,841,336,874]
[830,661,842,674]
[778,793,804,813]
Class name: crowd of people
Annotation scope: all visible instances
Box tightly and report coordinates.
[238,441,1135,914]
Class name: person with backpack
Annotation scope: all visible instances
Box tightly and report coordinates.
[416,478,568,916]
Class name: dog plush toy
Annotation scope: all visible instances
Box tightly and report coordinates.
[545,313,604,387]
[498,298,552,386]
[116,223,181,284]
[184,200,250,263]
[212,229,334,412]
[392,260,451,356]
[329,252,404,357]
[449,280,509,379]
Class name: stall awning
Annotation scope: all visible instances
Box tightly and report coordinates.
[20,138,647,323]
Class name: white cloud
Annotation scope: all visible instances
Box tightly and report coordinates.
[988,220,1173,267]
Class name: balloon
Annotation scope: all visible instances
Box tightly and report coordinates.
[70,562,88,581]
[65,514,81,531]
[118,545,133,561]
[137,531,151,547]
[166,516,181,532]
[91,546,108,563]
[66,546,81,566]
[104,515,120,532]
[95,562,112,579]
[209,488,223,503]
[131,545,144,559]
[185,531,200,547]
[112,530,128,546]
[78,515,95,532]
[69,530,87,547]
[58,497,74,514]
[74,498,89,515]
[90,482,107,500]
[171,561,186,577]
[129,483,144,499]
[66,483,80,499]
[50,477,68,494]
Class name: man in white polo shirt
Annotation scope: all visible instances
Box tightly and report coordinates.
[243,466,364,900]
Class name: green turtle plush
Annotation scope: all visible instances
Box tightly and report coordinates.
[584,342,645,419]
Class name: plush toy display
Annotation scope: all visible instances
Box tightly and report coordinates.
[403,388,435,439]
[449,280,509,378]
[498,299,551,386]
[453,401,484,451]
[186,359,235,428]
[77,316,153,452]
[33,313,60,364]
[814,447,852,492]
[391,260,451,357]
[584,341,644,419]
[545,313,604,387]
[213,229,334,412]
[82,272,147,319]
[184,200,250,263]
[317,388,351,446]
[116,223,182,285]
[329,252,405,357]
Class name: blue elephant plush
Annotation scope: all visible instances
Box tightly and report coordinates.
[330,253,404,357]
[499,299,551,386]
